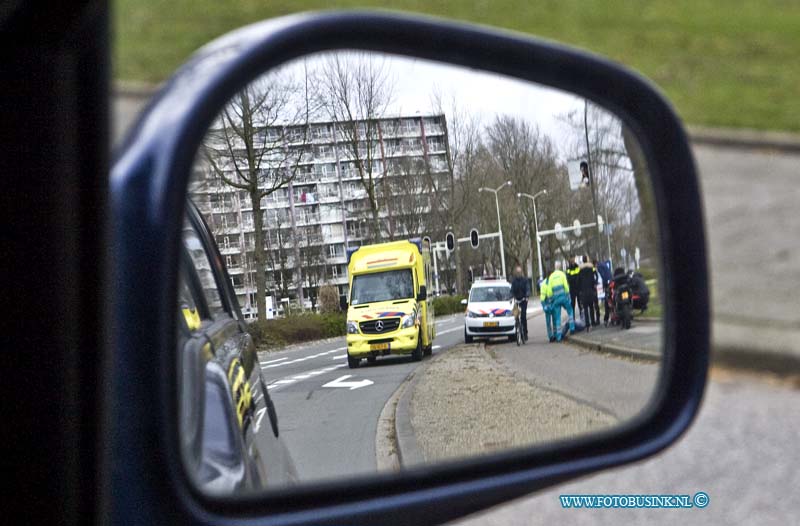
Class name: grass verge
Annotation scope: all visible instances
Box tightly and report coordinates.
[115,0,800,132]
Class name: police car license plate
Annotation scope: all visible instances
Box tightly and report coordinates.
[483,321,499,327]
[370,343,390,351]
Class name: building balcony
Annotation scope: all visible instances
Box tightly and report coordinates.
[219,245,241,255]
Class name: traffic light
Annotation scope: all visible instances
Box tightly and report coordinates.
[580,161,590,187]
[470,228,479,249]
[445,232,455,252]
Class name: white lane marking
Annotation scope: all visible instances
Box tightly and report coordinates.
[322,375,374,390]
[332,354,347,360]
[264,363,347,391]
[261,348,340,369]
[432,345,441,350]
[259,357,288,365]
[253,407,267,433]
[437,326,464,336]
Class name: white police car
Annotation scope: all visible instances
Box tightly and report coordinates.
[462,278,517,343]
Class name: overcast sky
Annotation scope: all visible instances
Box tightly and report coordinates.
[270,51,601,161]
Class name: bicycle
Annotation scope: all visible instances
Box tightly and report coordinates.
[513,298,528,346]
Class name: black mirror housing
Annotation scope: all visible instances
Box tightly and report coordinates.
[417,286,427,302]
[111,11,709,526]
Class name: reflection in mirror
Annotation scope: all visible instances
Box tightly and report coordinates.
[184,50,662,495]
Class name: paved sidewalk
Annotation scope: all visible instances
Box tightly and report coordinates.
[568,322,662,361]
[695,145,800,371]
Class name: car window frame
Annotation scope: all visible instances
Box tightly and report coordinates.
[185,200,246,325]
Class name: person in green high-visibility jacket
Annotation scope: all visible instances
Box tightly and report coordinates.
[546,261,575,341]
[539,272,556,342]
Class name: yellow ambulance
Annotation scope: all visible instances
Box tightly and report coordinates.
[345,238,435,368]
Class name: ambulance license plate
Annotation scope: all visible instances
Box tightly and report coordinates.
[370,343,390,351]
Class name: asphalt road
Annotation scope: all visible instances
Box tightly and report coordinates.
[486,316,660,422]
[449,368,800,526]
[261,306,662,483]
[259,314,467,483]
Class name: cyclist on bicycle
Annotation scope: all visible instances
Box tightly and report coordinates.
[511,265,530,341]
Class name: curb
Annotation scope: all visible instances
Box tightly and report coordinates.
[688,125,800,154]
[394,362,427,467]
[568,333,661,362]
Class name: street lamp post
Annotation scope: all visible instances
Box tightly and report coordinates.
[517,189,547,282]
[478,181,512,278]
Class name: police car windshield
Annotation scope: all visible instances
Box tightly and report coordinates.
[470,286,512,302]
[351,269,414,305]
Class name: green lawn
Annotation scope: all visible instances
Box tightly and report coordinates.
[114,0,800,132]
[641,278,661,319]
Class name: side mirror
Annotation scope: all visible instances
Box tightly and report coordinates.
[460,298,468,306]
[112,11,709,526]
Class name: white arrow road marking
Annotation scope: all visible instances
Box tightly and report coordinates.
[265,364,347,391]
[322,375,374,390]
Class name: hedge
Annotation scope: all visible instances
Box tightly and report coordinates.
[248,312,346,349]
[432,295,467,316]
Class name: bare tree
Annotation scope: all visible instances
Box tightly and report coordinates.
[388,156,432,238]
[201,74,310,320]
[557,102,638,262]
[427,92,487,292]
[314,53,396,241]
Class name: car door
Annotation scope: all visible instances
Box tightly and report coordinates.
[180,202,297,492]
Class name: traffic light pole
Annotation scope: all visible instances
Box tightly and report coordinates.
[584,100,604,259]
[494,191,507,279]
[432,246,440,295]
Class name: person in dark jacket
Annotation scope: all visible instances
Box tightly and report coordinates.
[577,255,598,330]
[567,257,581,314]
[510,265,531,340]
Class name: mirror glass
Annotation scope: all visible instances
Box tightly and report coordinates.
[181,50,662,495]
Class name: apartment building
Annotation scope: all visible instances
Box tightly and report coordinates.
[190,113,451,318]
